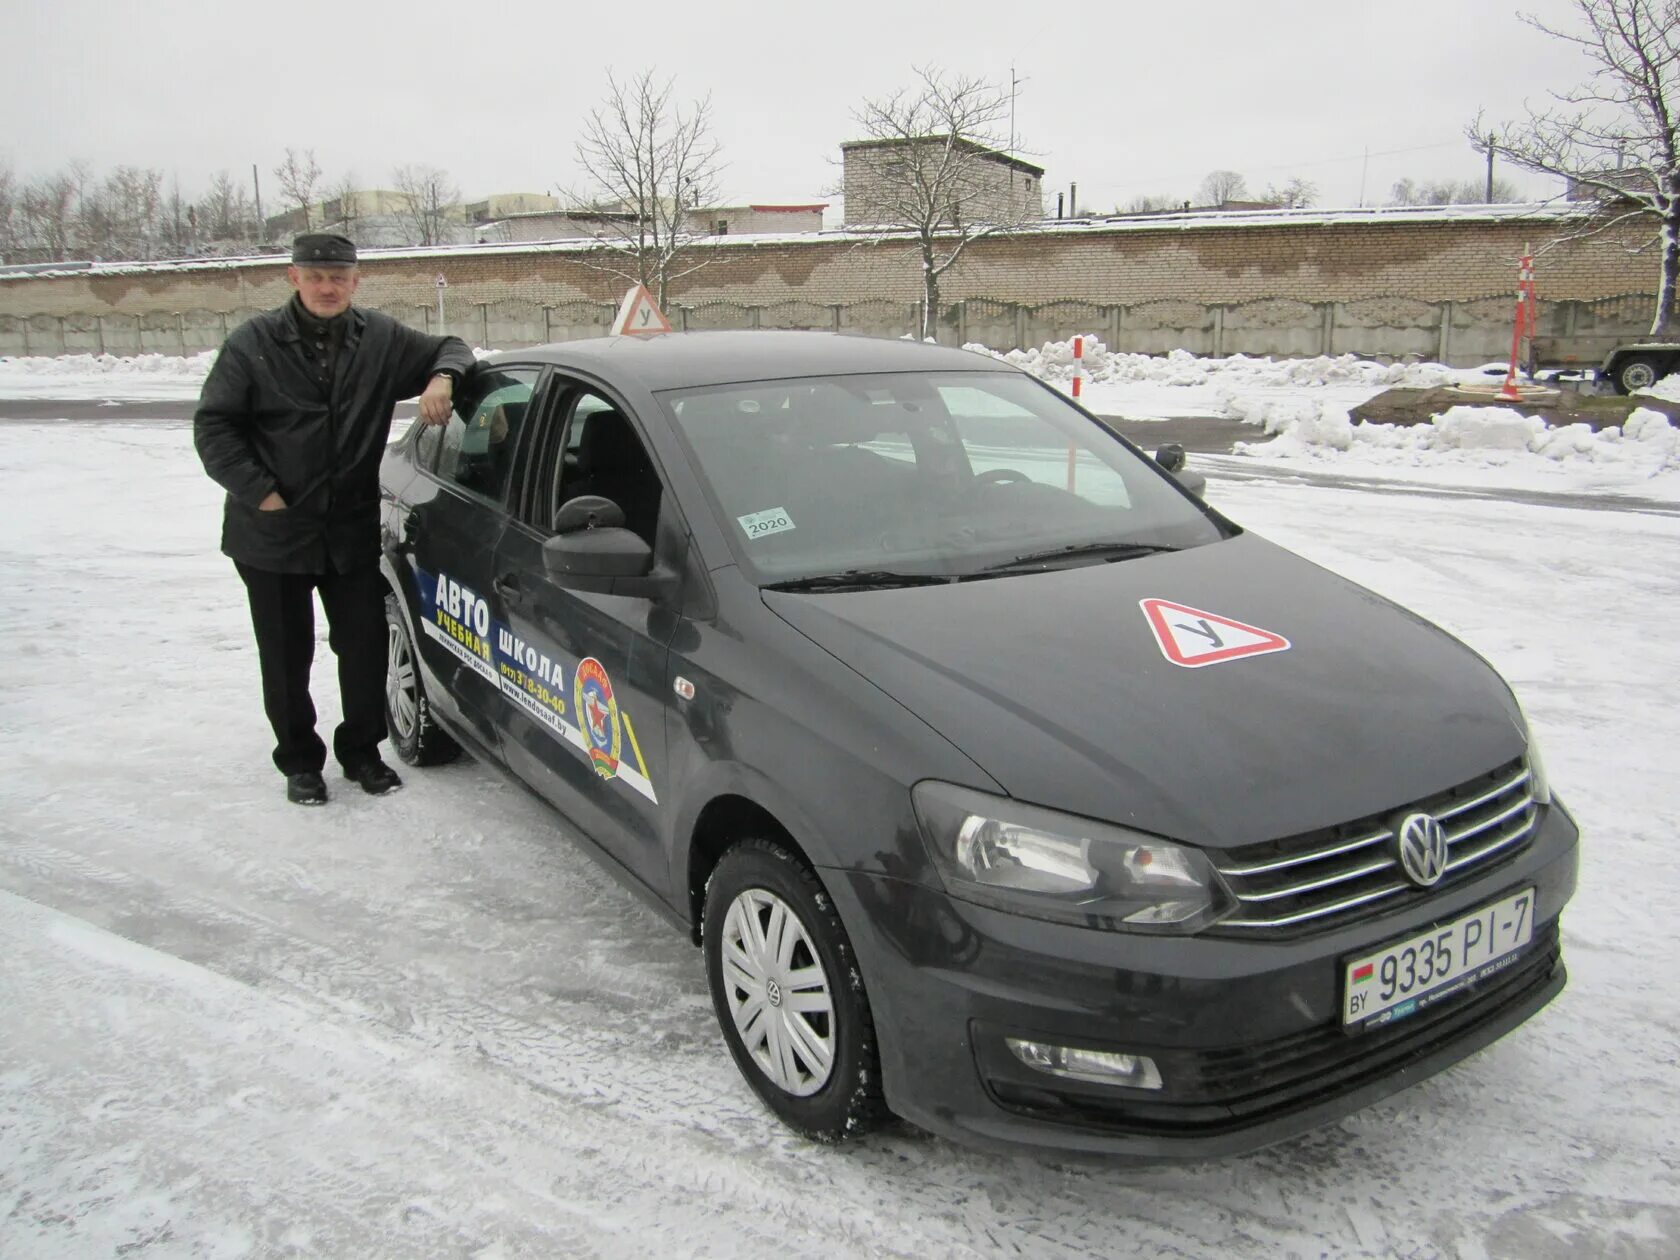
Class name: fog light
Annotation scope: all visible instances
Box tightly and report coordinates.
[1005,1037,1163,1090]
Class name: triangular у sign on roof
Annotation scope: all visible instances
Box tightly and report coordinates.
[611,284,674,337]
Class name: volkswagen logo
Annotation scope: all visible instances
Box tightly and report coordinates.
[765,979,783,1008]
[1394,812,1450,887]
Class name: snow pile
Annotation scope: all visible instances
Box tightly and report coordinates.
[0,351,217,399]
[1637,372,1680,403]
[974,338,1468,393]
[1237,402,1680,477]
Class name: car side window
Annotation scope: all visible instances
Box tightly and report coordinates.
[543,390,664,546]
[413,418,444,470]
[435,367,542,506]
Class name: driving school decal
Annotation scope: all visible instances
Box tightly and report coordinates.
[1140,598,1291,668]
[415,567,657,802]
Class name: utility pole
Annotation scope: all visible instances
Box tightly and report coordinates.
[1359,146,1369,208]
[1485,133,1496,203]
[252,163,265,244]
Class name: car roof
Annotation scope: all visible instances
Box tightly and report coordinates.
[481,330,1013,392]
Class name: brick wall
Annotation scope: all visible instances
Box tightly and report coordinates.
[0,210,1659,364]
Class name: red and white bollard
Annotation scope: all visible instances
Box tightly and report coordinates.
[1067,335,1086,491]
[1499,252,1537,401]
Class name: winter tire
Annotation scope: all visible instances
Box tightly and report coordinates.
[704,838,889,1142]
[384,593,460,766]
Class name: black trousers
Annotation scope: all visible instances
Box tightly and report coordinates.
[235,560,388,776]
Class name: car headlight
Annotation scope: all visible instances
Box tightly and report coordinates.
[911,782,1234,933]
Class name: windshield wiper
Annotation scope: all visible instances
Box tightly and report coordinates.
[985,541,1180,572]
[763,569,956,593]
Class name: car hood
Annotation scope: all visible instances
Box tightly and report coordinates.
[763,533,1526,847]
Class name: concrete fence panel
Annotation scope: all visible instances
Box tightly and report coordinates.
[961,298,1017,350]
[760,300,834,331]
[541,301,614,343]
[1576,293,1658,337]
[60,313,105,354]
[0,315,26,356]
[1122,300,1217,356]
[838,299,916,341]
[1335,296,1442,362]
[482,298,548,348]
[680,301,751,331]
[1451,296,1528,366]
[182,309,227,354]
[1023,300,1108,351]
[1224,299,1324,359]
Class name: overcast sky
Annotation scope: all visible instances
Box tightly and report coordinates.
[4,0,1596,221]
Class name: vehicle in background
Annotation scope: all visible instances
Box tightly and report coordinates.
[1528,335,1680,394]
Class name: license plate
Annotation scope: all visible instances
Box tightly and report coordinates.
[1342,888,1535,1029]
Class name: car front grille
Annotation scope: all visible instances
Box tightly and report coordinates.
[1207,759,1540,938]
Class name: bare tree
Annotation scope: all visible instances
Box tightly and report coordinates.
[0,162,17,260]
[391,164,460,247]
[1390,175,1521,205]
[274,147,322,230]
[326,173,362,242]
[20,166,85,261]
[1473,0,1679,334]
[847,66,1036,340]
[199,170,256,246]
[1118,193,1183,214]
[1198,170,1249,206]
[566,69,722,309]
[1263,176,1318,208]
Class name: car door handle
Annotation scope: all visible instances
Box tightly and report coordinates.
[493,573,525,604]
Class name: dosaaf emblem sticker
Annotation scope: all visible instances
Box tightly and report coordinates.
[573,656,623,778]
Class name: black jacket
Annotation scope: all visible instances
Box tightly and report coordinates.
[194,300,474,573]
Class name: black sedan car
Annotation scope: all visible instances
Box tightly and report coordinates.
[377,330,1577,1158]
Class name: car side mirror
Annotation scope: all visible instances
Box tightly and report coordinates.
[553,494,624,534]
[544,495,677,600]
[1153,443,1207,499]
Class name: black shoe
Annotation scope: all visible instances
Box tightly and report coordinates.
[344,758,402,796]
[286,771,328,806]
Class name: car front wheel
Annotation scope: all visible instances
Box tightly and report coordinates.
[704,838,889,1141]
[384,593,460,766]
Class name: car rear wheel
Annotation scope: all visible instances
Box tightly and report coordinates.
[1613,354,1667,395]
[384,593,460,766]
[704,838,889,1141]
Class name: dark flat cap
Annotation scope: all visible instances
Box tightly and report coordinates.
[292,233,357,265]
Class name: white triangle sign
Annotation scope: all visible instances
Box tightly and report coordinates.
[611,284,673,336]
[1140,598,1291,668]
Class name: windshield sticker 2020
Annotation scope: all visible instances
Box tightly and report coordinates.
[737,507,795,539]
[415,567,658,803]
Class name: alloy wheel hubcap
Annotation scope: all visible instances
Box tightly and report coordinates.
[720,887,836,1096]
[386,623,418,740]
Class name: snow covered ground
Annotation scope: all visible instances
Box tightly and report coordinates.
[2,355,1679,1257]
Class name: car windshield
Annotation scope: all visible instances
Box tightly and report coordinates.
[661,370,1231,585]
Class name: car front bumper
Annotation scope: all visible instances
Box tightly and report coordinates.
[832,800,1579,1160]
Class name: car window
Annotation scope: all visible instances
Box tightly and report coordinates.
[664,370,1225,582]
[413,417,444,471]
[435,367,541,506]
[938,384,1133,508]
[539,389,664,545]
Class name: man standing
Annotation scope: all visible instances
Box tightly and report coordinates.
[195,233,474,805]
